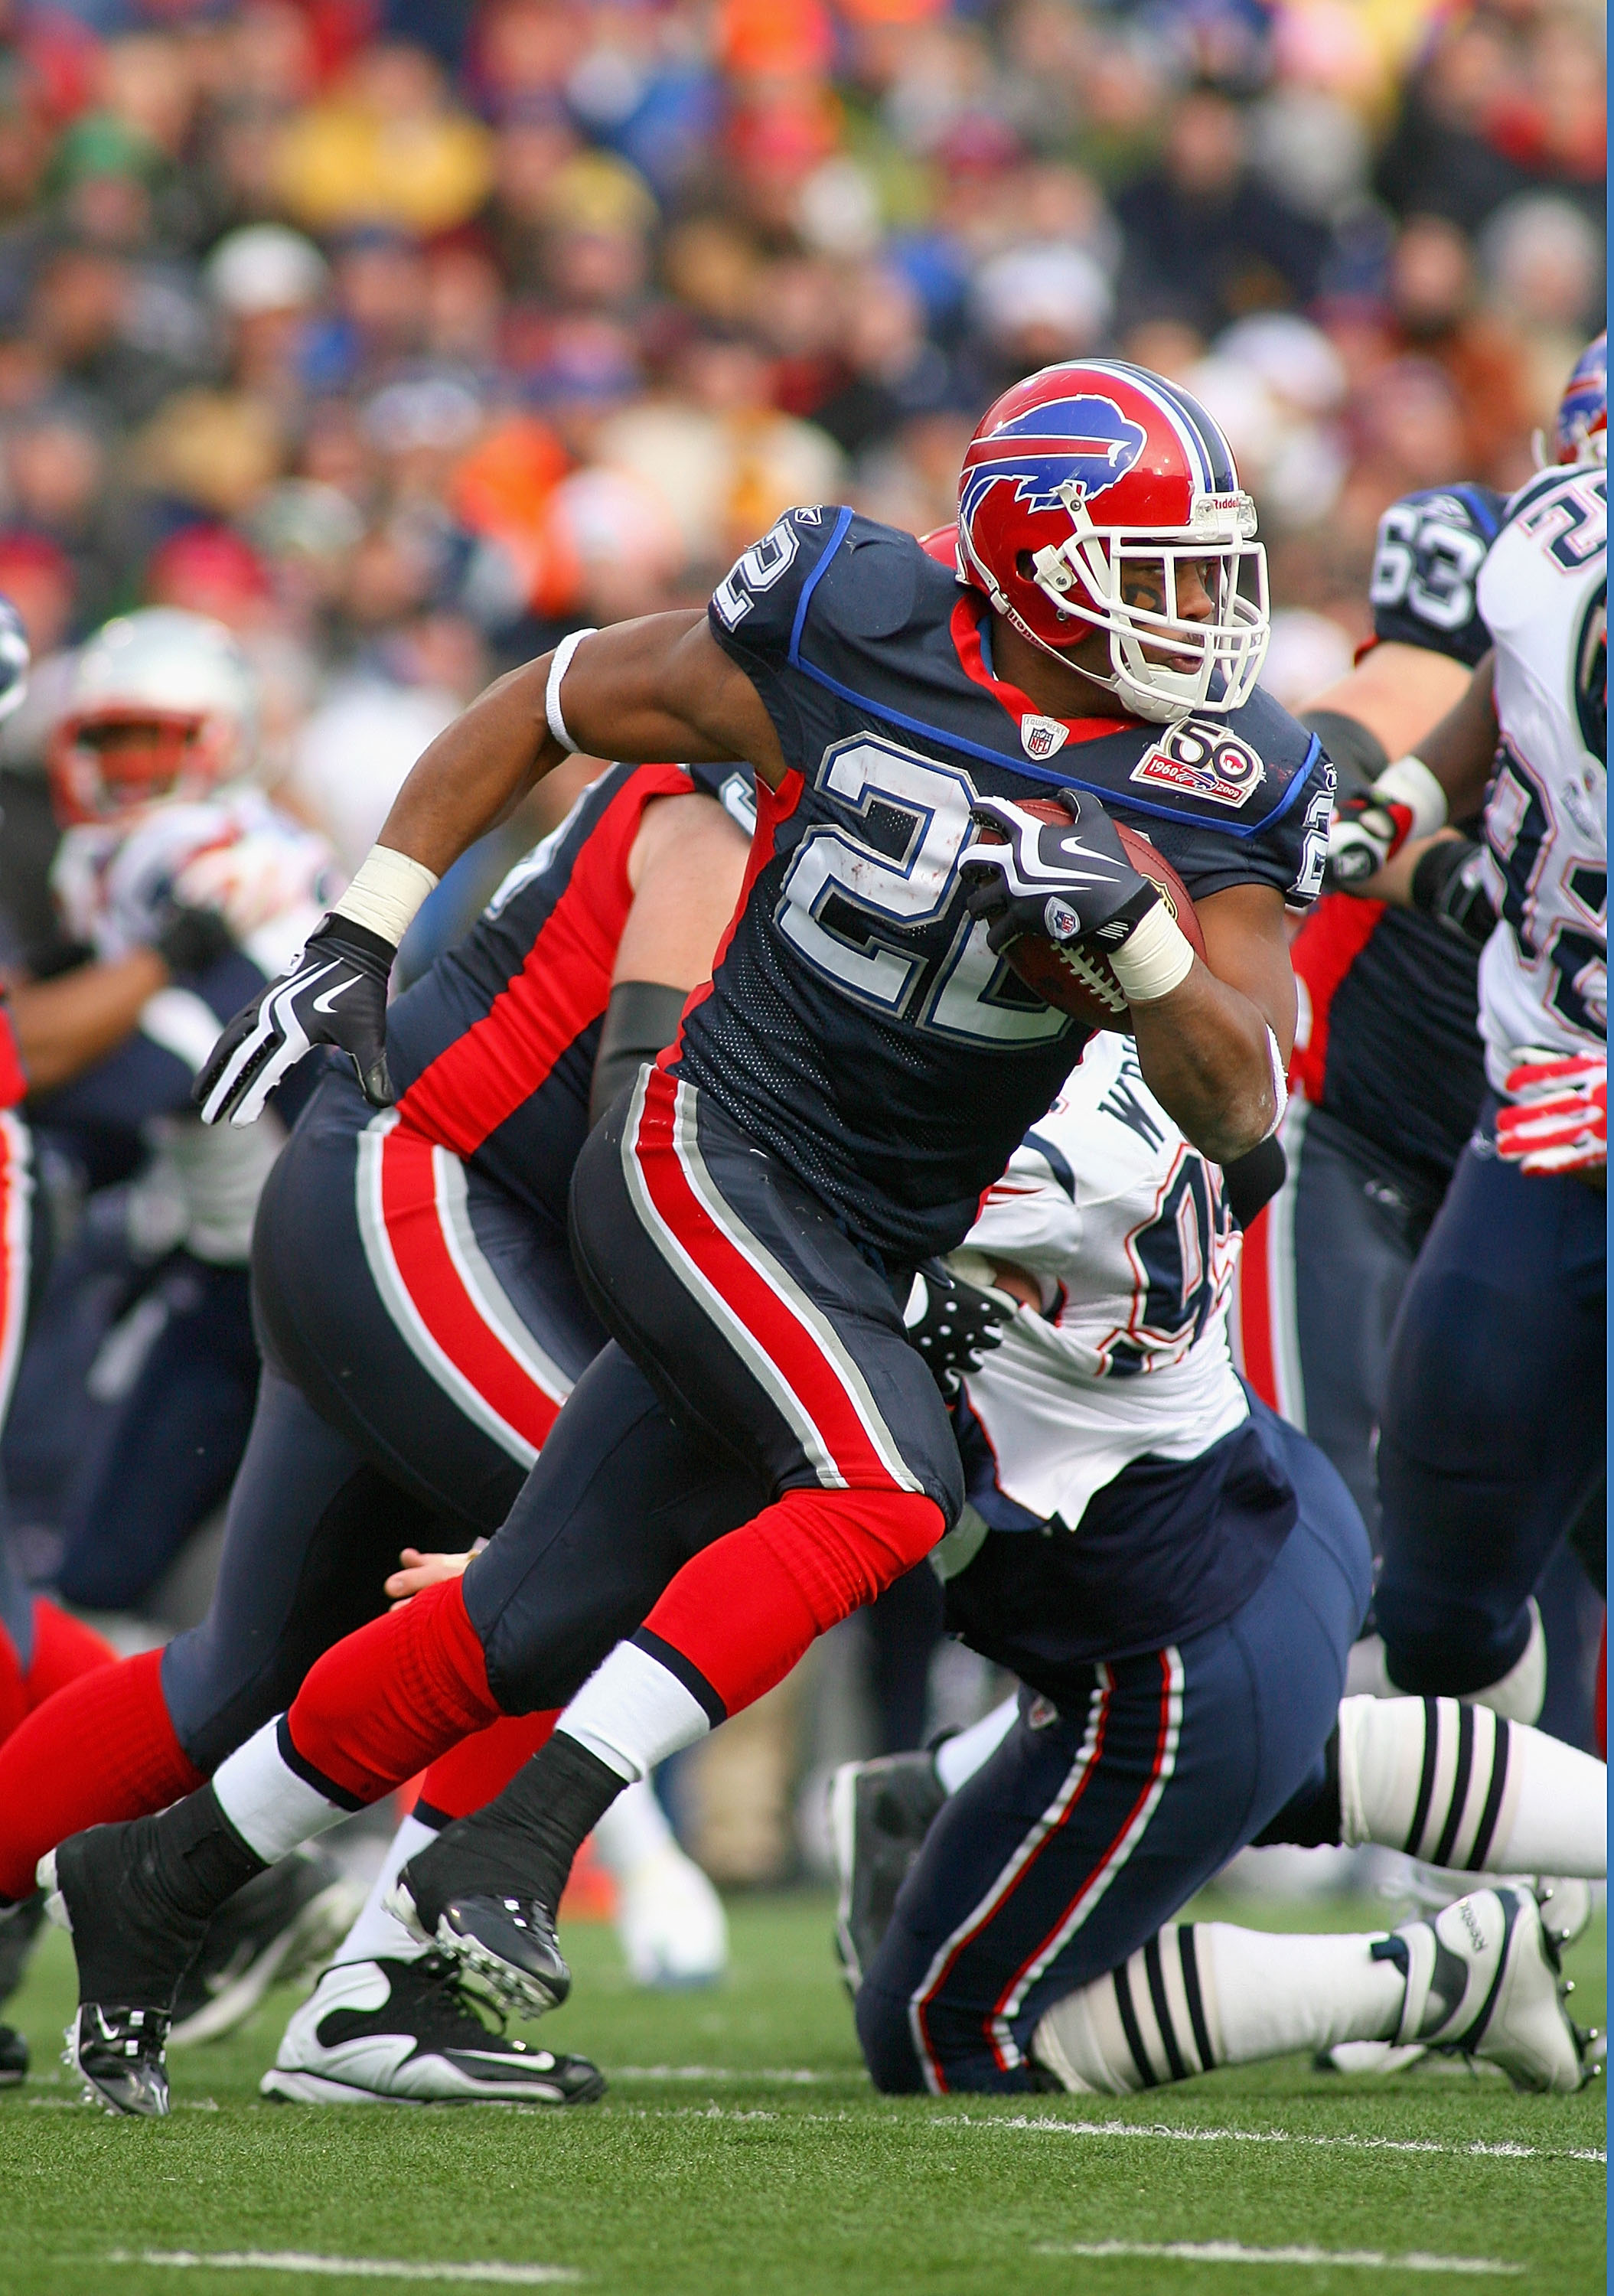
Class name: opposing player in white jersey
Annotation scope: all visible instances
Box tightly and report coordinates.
[1325,334,1605,1719]
[839,1033,1603,2098]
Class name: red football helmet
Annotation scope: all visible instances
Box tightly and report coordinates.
[955,360,1269,722]
[1552,330,1606,466]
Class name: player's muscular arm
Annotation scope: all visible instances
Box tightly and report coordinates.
[1332,654,1499,899]
[1303,641,1472,776]
[377,615,784,879]
[11,947,170,1094]
[590,792,752,1124]
[1128,882,1294,1165]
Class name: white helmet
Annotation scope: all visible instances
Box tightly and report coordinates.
[51,607,259,826]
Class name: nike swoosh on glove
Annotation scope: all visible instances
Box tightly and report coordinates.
[1495,1049,1606,1176]
[960,787,1159,956]
[194,913,395,1127]
[902,1259,1015,1396]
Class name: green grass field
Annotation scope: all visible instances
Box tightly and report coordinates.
[0,1891,1603,2296]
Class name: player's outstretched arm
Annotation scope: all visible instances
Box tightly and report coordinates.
[1127,880,1295,1166]
[196,615,781,1125]
[377,614,784,880]
[1328,652,1498,895]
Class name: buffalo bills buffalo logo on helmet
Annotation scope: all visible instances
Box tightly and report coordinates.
[959,394,1149,532]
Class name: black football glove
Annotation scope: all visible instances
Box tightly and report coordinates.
[960,787,1159,956]
[152,901,237,980]
[1410,834,1496,951]
[902,1258,1013,1397]
[194,912,395,1127]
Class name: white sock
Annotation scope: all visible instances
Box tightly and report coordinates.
[934,1695,1019,1795]
[213,1719,355,1864]
[1032,1922,1404,2094]
[328,1814,436,1968]
[593,1776,676,1877]
[1338,1695,1605,1877]
[559,1642,713,1784]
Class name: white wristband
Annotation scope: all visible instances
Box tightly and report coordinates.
[331,844,439,948]
[1375,754,1447,839]
[545,627,597,755]
[1110,901,1196,1005]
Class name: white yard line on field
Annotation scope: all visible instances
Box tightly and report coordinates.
[1033,2240,1522,2275]
[939,2114,1606,2166]
[609,2065,840,2082]
[104,2255,579,2285]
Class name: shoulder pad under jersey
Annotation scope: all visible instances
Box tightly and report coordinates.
[1368,483,1505,665]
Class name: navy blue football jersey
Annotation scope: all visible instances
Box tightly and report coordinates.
[684,507,1332,1264]
[1295,484,1502,1192]
[387,761,752,1229]
[1368,483,1505,667]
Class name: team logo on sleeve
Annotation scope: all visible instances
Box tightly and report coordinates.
[959,394,1147,527]
[1130,722,1265,808]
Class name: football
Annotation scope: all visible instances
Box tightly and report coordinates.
[970,799,1205,1032]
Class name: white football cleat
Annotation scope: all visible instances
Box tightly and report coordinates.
[1383,1886,1600,2093]
[260,1955,605,2105]
[613,1844,728,1989]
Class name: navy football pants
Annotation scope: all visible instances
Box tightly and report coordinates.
[463,1065,963,1711]
[161,1072,603,1771]
[857,1404,1371,2095]
[1374,1127,1606,1698]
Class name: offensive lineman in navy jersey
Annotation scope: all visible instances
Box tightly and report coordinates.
[44,361,1338,2087]
[5,761,750,2105]
[1234,482,1502,1537]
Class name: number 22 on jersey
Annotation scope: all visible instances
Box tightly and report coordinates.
[774,734,1072,1047]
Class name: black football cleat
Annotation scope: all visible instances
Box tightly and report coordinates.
[64,2001,172,2118]
[170,1850,359,2048]
[386,1867,571,2022]
[40,1818,219,2116]
[262,1954,605,2105]
[830,1750,946,1992]
[0,2023,27,2084]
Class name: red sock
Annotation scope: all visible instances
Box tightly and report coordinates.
[0,1624,22,1748]
[416,1711,559,1824]
[0,1648,204,1903]
[639,1487,943,1715]
[22,1600,116,1710]
[286,1577,505,1804]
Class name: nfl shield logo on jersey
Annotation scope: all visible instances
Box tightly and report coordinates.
[1020,713,1070,762]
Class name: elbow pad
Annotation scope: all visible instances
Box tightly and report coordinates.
[1298,709,1389,804]
[589,980,690,1128]
[1410,836,1495,952]
[1221,1133,1287,1229]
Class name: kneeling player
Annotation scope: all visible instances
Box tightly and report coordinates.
[838,1042,1603,2095]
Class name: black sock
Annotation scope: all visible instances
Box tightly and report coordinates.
[406,1733,624,1924]
[60,1789,267,2009]
[158,1786,269,1922]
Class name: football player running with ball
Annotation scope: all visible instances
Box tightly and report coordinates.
[42,360,1338,2107]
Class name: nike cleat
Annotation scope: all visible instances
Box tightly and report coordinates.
[171,1850,360,2048]
[261,1954,605,2105]
[386,1870,570,2022]
[830,1751,945,1992]
[39,1819,216,2116]
[1380,1885,1601,2093]
[64,2002,172,2117]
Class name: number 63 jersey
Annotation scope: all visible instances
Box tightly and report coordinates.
[1476,461,1607,1089]
[683,507,1331,1264]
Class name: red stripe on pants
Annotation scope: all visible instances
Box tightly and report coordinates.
[378,1121,565,1452]
[629,1068,908,1491]
[1235,1200,1280,1412]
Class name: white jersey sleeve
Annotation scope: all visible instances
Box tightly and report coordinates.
[1475,465,1606,1092]
[954,1035,1250,1531]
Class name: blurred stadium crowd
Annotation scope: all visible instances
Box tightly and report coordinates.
[0,0,1603,1885]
